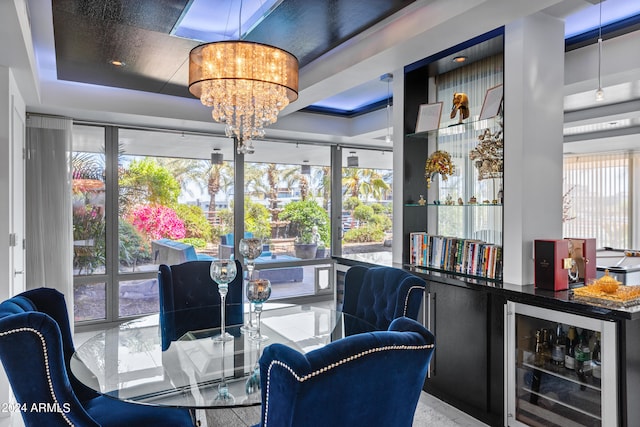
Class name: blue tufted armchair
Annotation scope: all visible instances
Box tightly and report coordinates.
[158,260,244,350]
[0,287,194,427]
[254,316,435,427]
[343,265,426,334]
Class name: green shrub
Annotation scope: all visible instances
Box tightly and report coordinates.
[370,203,385,214]
[175,204,212,241]
[179,237,207,249]
[343,224,385,243]
[245,198,272,239]
[344,196,361,211]
[353,204,375,222]
[279,199,329,244]
[371,213,392,231]
[119,220,152,267]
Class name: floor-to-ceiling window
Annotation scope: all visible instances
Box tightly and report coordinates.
[340,148,393,258]
[244,141,333,299]
[72,125,344,326]
[73,125,237,325]
[72,125,107,322]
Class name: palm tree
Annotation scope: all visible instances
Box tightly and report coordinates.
[342,167,391,202]
[308,166,331,210]
[160,158,233,219]
[342,167,362,199]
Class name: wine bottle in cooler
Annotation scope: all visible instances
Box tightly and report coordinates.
[592,331,602,382]
[565,326,577,370]
[551,323,566,368]
[575,329,592,388]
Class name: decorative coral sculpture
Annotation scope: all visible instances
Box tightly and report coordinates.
[425,150,455,188]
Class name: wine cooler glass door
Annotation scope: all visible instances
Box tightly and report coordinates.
[505,301,617,427]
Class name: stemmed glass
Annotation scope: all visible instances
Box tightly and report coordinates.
[246,278,271,342]
[245,341,262,396]
[210,259,237,342]
[215,340,235,404]
[239,238,263,332]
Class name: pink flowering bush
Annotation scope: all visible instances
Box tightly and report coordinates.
[130,204,186,240]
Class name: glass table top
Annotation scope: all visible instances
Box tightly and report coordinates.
[70,304,377,409]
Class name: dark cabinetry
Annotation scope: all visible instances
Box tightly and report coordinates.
[423,278,504,426]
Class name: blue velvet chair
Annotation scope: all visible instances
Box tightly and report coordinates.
[0,287,194,427]
[158,260,244,351]
[254,317,435,427]
[343,265,426,334]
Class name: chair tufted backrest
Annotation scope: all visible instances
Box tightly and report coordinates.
[0,288,101,426]
[158,260,244,350]
[257,317,435,427]
[343,265,425,332]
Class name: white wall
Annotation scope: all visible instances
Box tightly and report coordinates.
[503,12,565,285]
[0,65,27,423]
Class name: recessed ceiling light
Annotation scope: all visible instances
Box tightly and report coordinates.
[452,56,467,63]
[109,60,125,67]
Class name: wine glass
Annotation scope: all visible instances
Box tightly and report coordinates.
[245,341,262,396]
[214,340,235,404]
[210,259,237,342]
[239,238,263,333]
[246,278,271,342]
[239,238,263,279]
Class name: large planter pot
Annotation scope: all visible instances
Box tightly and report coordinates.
[315,247,327,258]
[294,243,317,259]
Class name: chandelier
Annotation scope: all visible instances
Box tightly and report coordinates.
[189,40,298,154]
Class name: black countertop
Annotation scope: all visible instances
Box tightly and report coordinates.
[334,255,640,322]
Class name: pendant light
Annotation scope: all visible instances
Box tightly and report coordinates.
[595,0,604,102]
[188,0,299,154]
[380,73,393,143]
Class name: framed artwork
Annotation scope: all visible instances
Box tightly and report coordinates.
[479,84,503,120]
[415,102,443,133]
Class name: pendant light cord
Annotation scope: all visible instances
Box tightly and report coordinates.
[595,0,604,101]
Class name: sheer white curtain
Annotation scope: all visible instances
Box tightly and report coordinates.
[563,152,630,249]
[25,115,73,309]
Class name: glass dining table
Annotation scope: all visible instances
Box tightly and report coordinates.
[70,304,377,409]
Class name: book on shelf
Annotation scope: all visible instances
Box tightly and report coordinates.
[409,232,502,279]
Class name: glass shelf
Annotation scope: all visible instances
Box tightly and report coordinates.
[407,117,501,139]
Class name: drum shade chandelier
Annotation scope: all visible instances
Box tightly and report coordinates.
[189,40,298,154]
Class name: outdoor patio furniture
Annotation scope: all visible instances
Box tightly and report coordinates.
[254,254,304,283]
[152,238,215,265]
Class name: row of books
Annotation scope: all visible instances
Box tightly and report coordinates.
[409,232,503,279]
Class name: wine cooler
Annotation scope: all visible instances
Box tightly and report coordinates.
[505,302,617,426]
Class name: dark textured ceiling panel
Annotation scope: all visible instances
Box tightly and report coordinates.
[244,0,416,67]
[52,0,416,99]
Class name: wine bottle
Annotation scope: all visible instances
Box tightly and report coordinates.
[575,329,592,386]
[592,331,602,380]
[551,323,566,366]
[541,328,552,363]
[565,326,577,370]
[533,329,545,367]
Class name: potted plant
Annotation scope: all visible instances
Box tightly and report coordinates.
[279,200,329,259]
